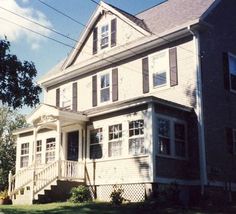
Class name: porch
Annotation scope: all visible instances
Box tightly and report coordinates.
[9,104,88,204]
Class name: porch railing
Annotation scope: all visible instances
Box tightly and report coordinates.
[8,160,85,199]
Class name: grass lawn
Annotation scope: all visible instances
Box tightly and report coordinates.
[0,201,228,214]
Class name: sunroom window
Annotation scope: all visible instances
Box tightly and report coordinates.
[36,140,42,164]
[90,128,103,159]
[129,120,145,155]
[45,138,56,163]
[108,124,122,157]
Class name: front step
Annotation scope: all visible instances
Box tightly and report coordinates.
[35,180,84,203]
[12,186,33,205]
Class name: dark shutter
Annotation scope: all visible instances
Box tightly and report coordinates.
[169,47,178,87]
[111,18,117,47]
[142,57,149,93]
[56,88,60,107]
[112,68,118,102]
[93,27,98,55]
[223,52,230,90]
[72,82,77,111]
[226,127,233,154]
[92,75,97,107]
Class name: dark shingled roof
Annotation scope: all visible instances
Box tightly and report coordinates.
[136,0,216,35]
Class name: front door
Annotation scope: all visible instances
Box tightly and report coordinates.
[67,131,79,161]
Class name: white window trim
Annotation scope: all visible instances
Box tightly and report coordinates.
[60,84,72,109]
[149,49,170,91]
[108,124,123,157]
[100,23,110,49]
[156,114,188,160]
[228,52,236,93]
[36,140,42,165]
[89,128,103,160]
[98,71,112,105]
[45,138,56,164]
[20,142,29,168]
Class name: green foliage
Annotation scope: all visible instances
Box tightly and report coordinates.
[0,190,8,200]
[0,107,27,191]
[69,186,92,203]
[0,38,41,109]
[110,185,124,205]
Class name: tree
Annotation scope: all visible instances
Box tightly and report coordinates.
[0,107,27,191]
[0,38,42,109]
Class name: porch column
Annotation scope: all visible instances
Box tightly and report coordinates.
[56,120,61,161]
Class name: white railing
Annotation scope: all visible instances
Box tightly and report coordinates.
[8,160,85,199]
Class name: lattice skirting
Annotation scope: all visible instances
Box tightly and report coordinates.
[88,183,149,202]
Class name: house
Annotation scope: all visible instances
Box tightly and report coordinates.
[9,0,236,205]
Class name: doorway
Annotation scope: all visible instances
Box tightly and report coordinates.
[67,131,79,161]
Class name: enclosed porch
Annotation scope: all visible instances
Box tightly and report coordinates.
[8,104,88,204]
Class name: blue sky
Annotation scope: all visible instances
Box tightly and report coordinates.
[0,0,164,113]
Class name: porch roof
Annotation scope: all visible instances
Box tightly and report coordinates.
[27,103,88,127]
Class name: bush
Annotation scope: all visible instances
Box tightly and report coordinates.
[110,185,124,205]
[69,185,92,203]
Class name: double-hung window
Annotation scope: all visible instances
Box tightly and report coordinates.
[36,140,42,164]
[101,24,109,49]
[108,124,122,157]
[61,85,71,109]
[150,51,169,88]
[157,117,187,158]
[45,138,56,163]
[20,143,29,168]
[100,73,110,103]
[228,53,236,91]
[90,128,103,159]
[129,120,145,155]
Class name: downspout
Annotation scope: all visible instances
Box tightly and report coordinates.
[188,26,208,195]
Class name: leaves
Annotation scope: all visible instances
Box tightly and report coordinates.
[0,107,27,191]
[0,39,42,109]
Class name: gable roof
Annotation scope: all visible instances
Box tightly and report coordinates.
[137,0,216,35]
[38,0,219,87]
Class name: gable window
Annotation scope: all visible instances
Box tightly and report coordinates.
[108,124,122,157]
[20,143,29,168]
[46,138,56,163]
[129,120,145,156]
[150,51,169,88]
[100,73,110,103]
[229,53,236,91]
[101,24,109,49]
[36,140,42,164]
[157,117,187,158]
[90,128,103,159]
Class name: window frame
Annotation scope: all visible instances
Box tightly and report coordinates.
[228,52,236,93]
[108,124,122,157]
[89,128,103,160]
[128,119,146,156]
[36,140,42,165]
[100,23,109,49]
[99,72,111,104]
[149,49,170,90]
[60,84,72,109]
[20,142,29,168]
[157,115,188,160]
[45,138,56,164]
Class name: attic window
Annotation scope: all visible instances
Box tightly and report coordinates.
[101,24,109,49]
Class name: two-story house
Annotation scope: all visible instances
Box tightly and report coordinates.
[9,0,236,205]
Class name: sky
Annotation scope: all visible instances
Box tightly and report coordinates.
[0,0,164,114]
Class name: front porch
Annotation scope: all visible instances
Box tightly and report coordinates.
[9,104,88,204]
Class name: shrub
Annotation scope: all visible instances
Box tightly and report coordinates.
[110,185,124,205]
[69,185,92,203]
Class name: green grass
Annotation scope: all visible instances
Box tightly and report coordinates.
[0,201,233,214]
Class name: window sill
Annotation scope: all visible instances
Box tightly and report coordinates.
[87,154,149,163]
[156,154,188,161]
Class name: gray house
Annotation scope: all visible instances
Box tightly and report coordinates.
[9,0,236,204]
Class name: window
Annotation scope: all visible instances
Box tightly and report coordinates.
[36,140,42,164]
[20,143,29,168]
[157,117,187,158]
[150,51,169,88]
[90,128,103,159]
[46,138,56,163]
[129,120,145,155]
[108,124,122,157]
[61,85,71,109]
[100,73,110,103]
[229,53,236,91]
[101,24,109,49]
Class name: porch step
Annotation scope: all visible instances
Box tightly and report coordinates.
[12,187,32,205]
[35,180,85,203]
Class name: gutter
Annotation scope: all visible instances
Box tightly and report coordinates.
[188,26,208,195]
